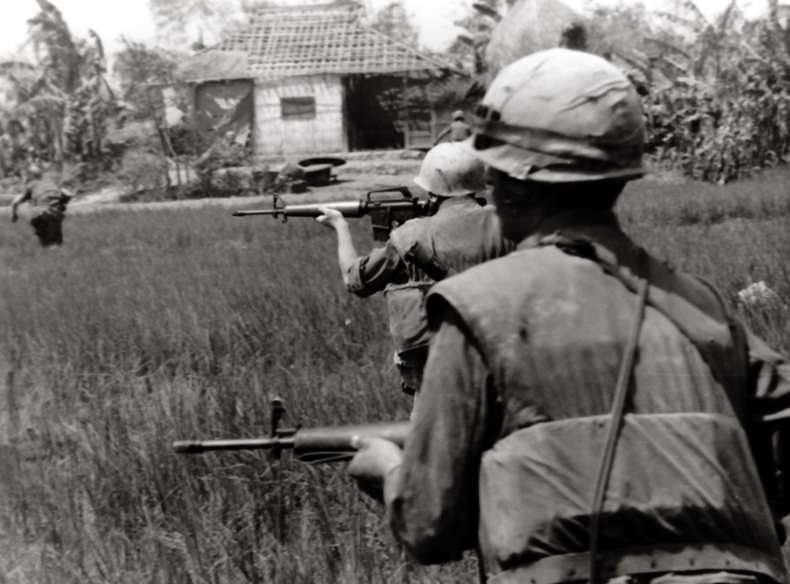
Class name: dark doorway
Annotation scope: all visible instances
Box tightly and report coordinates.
[344,76,404,150]
[193,79,254,157]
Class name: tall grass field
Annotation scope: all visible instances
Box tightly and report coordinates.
[2,169,790,583]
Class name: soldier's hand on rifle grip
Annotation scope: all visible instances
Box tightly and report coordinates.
[315,206,345,229]
[348,437,403,503]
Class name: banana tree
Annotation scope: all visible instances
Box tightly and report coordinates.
[0,0,116,174]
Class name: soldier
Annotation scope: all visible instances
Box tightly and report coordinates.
[433,110,472,145]
[11,164,73,247]
[317,141,512,401]
[348,49,790,584]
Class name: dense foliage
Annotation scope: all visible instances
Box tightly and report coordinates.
[0,0,117,182]
[469,0,790,183]
[617,0,790,183]
[5,0,790,186]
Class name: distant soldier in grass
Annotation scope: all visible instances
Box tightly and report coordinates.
[348,49,790,584]
[11,164,73,247]
[317,141,513,402]
[433,110,472,146]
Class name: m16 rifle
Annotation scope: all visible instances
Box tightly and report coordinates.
[232,187,431,241]
[173,397,410,464]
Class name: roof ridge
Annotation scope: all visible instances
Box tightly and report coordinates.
[251,0,362,17]
[182,0,467,82]
[358,21,466,75]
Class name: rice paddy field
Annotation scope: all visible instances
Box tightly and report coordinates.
[1,167,790,582]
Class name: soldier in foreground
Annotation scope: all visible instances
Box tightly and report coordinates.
[10,164,73,247]
[317,141,512,400]
[348,49,790,583]
[433,110,472,145]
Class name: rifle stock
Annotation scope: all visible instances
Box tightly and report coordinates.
[173,420,410,464]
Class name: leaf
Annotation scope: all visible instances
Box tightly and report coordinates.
[87,29,105,62]
[646,37,692,60]
[472,2,502,22]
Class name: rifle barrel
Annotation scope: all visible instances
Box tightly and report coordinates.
[232,209,281,217]
[172,421,410,459]
[233,200,366,218]
[173,435,296,453]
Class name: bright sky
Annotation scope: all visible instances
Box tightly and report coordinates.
[0,0,776,58]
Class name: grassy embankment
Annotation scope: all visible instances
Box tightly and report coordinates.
[1,168,789,582]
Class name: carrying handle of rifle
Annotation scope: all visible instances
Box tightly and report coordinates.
[365,187,413,203]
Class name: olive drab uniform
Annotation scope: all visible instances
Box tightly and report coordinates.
[383,210,788,583]
[26,175,71,246]
[447,120,472,142]
[345,197,512,394]
[434,119,472,146]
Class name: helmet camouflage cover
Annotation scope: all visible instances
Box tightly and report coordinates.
[414,141,486,197]
[471,48,646,183]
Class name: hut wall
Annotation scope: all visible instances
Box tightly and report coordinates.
[254,74,347,156]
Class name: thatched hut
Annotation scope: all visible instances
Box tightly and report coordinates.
[177,0,463,158]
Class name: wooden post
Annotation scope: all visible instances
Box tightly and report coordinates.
[401,76,409,149]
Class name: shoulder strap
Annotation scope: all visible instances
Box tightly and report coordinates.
[589,267,649,584]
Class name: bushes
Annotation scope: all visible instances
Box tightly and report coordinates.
[644,68,790,184]
[119,150,169,193]
[518,1,790,184]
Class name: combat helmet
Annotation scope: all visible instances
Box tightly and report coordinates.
[27,163,43,180]
[414,142,486,197]
[471,48,646,183]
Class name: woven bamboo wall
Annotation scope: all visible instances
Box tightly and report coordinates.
[254,74,347,156]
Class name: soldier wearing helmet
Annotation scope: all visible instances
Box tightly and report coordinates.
[11,163,73,247]
[432,109,472,146]
[348,49,790,583]
[317,141,512,402]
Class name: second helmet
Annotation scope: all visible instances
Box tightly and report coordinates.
[413,142,486,197]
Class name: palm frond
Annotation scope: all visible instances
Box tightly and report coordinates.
[87,29,105,62]
[472,2,502,22]
[716,0,738,34]
[646,37,692,60]
[654,10,702,34]
[0,60,36,75]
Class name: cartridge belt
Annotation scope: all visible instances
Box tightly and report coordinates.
[489,544,786,584]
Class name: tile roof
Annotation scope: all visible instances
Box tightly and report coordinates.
[181,1,459,82]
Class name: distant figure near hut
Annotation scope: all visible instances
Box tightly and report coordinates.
[433,110,472,146]
[10,165,73,247]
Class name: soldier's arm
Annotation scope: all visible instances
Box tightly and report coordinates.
[383,303,496,564]
[317,206,408,296]
[745,330,790,517]
[317,207,364,286]
[10,189,31,222]
[344,242,408,297]
[748,330,790,422]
